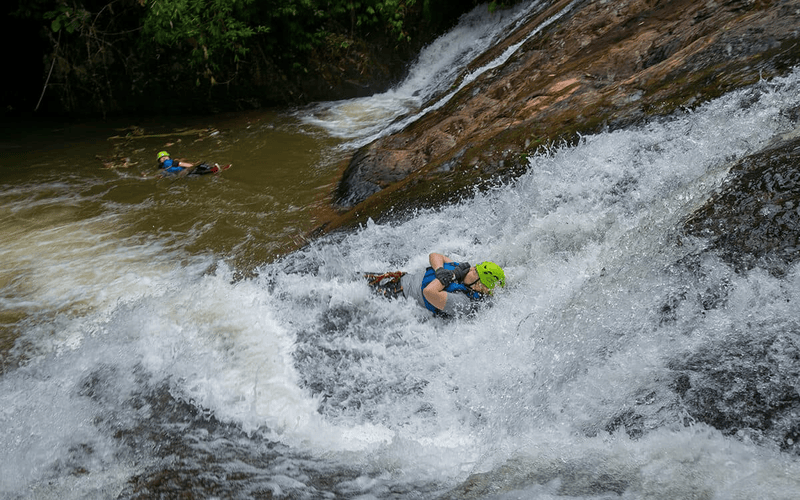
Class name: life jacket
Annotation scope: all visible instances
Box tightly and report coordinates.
[158,158,183,173]
[420,262,483,313]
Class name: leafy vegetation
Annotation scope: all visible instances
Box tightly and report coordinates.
[142,0,268,83]
[6,0,521,114]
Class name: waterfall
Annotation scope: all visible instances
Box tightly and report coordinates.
[297,0,566,148]
[2,5,800,499]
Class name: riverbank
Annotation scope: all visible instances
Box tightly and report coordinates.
[3,0,477,117]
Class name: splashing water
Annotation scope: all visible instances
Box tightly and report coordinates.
[3,19,800,500]
[297,1,562,147]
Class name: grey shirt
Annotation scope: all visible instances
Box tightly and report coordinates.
[401,270,479,316]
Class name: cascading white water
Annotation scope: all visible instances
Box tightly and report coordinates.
[3,7,800,500]
[297,0,572,148]
[3,70,799,499]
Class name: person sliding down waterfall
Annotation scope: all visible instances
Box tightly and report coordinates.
[155,150,223,176]
[365,252,505,317]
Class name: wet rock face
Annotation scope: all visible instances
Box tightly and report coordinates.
[669,132,800,454]
[322,0,800,232]
[684,132,800,276]
[334,149,384,208]
[668,330,800,455]
[325,0,800,461]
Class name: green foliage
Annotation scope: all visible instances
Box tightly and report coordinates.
[305,0,417,43]
[488,0,520,14]
[32,0,447,83]
[44,4,90,34]
[14,0,480,113]
[356,0,418,42]
[261,0,326,56]
[143,0,268,79]
[139,0,426,76]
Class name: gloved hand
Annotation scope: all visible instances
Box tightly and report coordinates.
[453,262,470,282]
[434,267,454,286]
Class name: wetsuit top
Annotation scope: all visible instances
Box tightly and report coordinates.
[158,158,183,173]
[400,261,484,316]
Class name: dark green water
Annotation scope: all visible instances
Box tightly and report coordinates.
[0,110,347,354]
[2,111,347,257]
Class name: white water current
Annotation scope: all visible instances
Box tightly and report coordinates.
[298,0,579,148]
[2,3,800,499]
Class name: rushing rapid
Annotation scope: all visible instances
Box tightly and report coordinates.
[2,4,800,499]
[297,0,579,148]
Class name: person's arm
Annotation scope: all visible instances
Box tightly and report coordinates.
[423,253,454,311]
[423,275,448,311]
[174,159,198,177]
[428,252,452,269]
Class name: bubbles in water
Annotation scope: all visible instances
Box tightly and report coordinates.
[297,1,550,146]
[5,45,800,500]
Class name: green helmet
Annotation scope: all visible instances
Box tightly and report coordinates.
[476,261,505,291]
[157,151,170,160]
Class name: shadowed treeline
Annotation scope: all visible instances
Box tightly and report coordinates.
[4,0,515,116]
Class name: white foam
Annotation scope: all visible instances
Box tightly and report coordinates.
[297,1,549,146]
[4,56,800,500]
